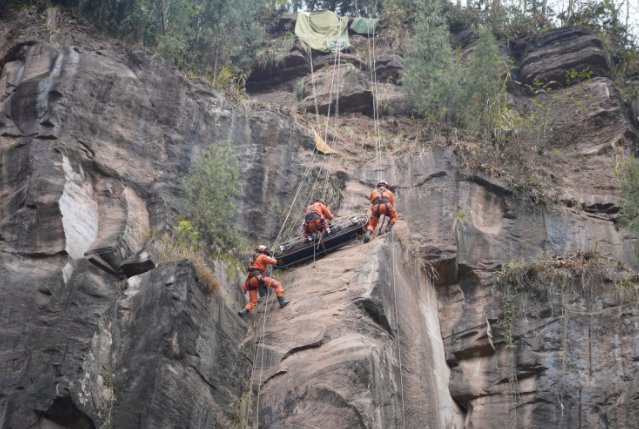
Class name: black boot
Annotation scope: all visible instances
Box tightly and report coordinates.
[363,231,371,243]
[385,223,393,233]
[238,308,248,318]
[277,296,290,308]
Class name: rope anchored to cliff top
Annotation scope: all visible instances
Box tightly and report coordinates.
[248,28,347,428]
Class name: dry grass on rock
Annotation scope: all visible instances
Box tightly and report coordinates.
[154,235,220,297]
[496,250,639,303]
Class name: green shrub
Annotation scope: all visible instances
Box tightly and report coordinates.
[183,140,241,254]
[253,32,296,71]
[618,157,639,255]
[23,0,268,81]
[462,28,508,140]
[402,2,464,126]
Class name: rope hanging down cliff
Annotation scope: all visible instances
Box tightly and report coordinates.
[364,8,407,427]
[248,30,347,428]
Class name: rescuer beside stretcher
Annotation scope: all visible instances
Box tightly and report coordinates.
[238,180,398,318]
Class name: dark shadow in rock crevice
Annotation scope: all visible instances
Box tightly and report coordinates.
[38,397,95,429]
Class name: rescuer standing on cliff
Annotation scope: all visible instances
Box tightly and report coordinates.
[238,245,289,318]
[364,180,398,243]
[302,199,334,241]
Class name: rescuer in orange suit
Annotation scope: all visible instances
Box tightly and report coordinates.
[364,180,398,243]
[238,245,289,318]
[302,199,334,240]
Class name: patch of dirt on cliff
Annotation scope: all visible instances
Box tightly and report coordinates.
[293,111,448,162]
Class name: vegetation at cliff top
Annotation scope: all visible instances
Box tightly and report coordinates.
[5,0,637,82]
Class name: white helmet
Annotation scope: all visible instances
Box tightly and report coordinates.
[256,245,269,254]
[377,180,389,188]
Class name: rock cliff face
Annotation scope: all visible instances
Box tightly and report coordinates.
[1,10,638,429]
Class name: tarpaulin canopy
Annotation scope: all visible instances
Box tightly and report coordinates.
[350,17,379,36]
[295,10,350,53]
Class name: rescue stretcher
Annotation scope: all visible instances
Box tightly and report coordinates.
[274,215,369,268]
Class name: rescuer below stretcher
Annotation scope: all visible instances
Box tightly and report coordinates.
[238,245,289,318]
[364,180,398,243]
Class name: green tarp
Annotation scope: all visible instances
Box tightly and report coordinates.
[295,10,350,53]
[350,17,379,36]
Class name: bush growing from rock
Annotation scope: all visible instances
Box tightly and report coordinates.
[618,157,639,255]
[402,1,464,126]
[183,140,241,254]
[462,28,508,140]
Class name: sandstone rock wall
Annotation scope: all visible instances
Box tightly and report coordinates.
[0,15,317,428]
[2,12,639,429]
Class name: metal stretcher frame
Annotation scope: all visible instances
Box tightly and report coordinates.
[273,215,369,268]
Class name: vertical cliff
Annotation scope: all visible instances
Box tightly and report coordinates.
[1,9,639,429]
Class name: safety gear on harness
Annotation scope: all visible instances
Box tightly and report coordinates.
[277,296,290,307]
[239,251,286,314]
[367,184,398,233]
[303,201,334,240]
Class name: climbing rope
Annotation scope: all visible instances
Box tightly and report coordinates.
[253,285,275,428]
[365,5,407,425]
[247,25,349,428]
[390,232,407,429]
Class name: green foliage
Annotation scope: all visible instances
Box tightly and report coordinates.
[402,1,464,126]
[462,28,508,140]
[230,391,251,429]
[214,65,247,100]
[304,0,380,16]
[253,32,296,71]
[403,17,506,139]
[618,157,639,255]
[41,0,267,79]
[497,261,520,413]
[564,66,594,85]
[183,140,241,254]
[293,77,306,101]
[174,219,201,251]
[99,364,116,429]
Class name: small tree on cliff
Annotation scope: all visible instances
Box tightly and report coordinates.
[183,140,241,254]
[402,0,464,125]
[462,28,507,140]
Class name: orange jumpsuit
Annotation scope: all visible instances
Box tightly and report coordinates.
[244,253,284,312]
[303,201,334,239]
[367,186,398,232]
